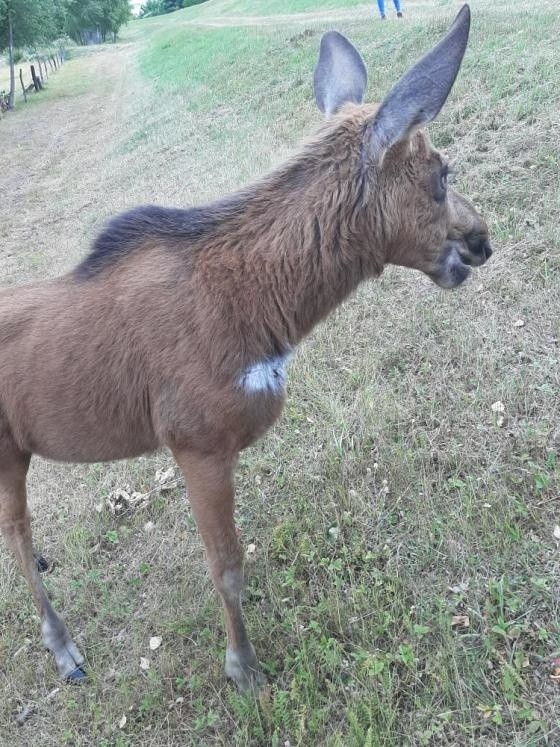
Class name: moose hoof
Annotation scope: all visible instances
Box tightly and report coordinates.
[66,666,87,683]
[42,617,86,683]
[34,553,49,573]
[225,646,266,694]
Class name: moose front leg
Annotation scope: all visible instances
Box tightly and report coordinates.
[172,447,265,693]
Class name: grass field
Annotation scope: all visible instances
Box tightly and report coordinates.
[1,0,559,744]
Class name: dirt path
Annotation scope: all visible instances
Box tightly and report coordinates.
[0,46,132,285]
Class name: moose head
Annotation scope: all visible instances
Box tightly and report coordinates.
[313,5,492,290]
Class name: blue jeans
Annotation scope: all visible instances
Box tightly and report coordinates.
[377,0,401,15]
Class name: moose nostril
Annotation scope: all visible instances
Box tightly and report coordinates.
[467,234,492,262]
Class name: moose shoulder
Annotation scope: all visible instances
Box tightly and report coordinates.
[0,5,490,692]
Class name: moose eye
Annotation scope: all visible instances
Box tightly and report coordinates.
[433,165,451,203]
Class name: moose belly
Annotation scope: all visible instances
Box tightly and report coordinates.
[17,395,159,464]
[9,359,159,463]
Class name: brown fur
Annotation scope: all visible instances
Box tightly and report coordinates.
[0,103,490,689]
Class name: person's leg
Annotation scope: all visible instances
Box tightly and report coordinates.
[377,0,386,18]
[393,0,403,16]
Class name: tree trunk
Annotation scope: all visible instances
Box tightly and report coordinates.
[7,14,15,110]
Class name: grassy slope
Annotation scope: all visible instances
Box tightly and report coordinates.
[1,0,559,745]
[187,0,368,16]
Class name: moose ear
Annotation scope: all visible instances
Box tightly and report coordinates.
[370,4,471,154]
[314,31,367,115]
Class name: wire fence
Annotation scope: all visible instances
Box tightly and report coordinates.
[0,48,66,113]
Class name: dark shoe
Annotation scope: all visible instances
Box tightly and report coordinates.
[380,14,386,19]
[397,11,403,17]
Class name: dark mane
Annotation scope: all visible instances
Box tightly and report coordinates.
[75,194,252,279]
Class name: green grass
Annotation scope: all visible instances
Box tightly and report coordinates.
[1,0,559,744]
[0,53,98,111]
[185,0,367,15]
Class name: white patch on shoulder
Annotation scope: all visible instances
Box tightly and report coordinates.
[239,353,292,395]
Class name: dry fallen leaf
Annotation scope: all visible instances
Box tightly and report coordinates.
[149,636,162,651]
[328,526,340,541]
[451,614,470,629]
[155,467,175,487]
[140,657,150,671]
[105,487,147,513]
[490,401,506,427]
[16,704,36,726]
[118,715,127,729]
[246,543,256,555]
[513,319,525,328]
[448,581,469,594]
[553,525,560,541]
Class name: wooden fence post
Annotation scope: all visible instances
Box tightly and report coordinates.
[36,56,44,85]
[30,65,42,92]
[43,56,48,79]
[51,54,57,71]
[19,68,27,102]
[47,57,54,72]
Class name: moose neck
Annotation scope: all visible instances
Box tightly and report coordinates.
[229,137,383,357]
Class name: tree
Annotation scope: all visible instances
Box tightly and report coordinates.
[162,0,181,11]
[64,0,102,44]
[100,0,131,41]
[139,0,164,17]
[139,0,207,18]
[65,0,130,44]
[0,0,62,109]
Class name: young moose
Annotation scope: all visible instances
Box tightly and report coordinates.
[0,5,491,692]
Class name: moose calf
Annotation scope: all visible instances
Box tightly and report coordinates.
[0,5,491,691]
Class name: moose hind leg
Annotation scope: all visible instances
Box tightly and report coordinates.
[0,446,85,681]
[172,448,265,693]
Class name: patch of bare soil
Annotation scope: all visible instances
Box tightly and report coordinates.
[0,47,131,284]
